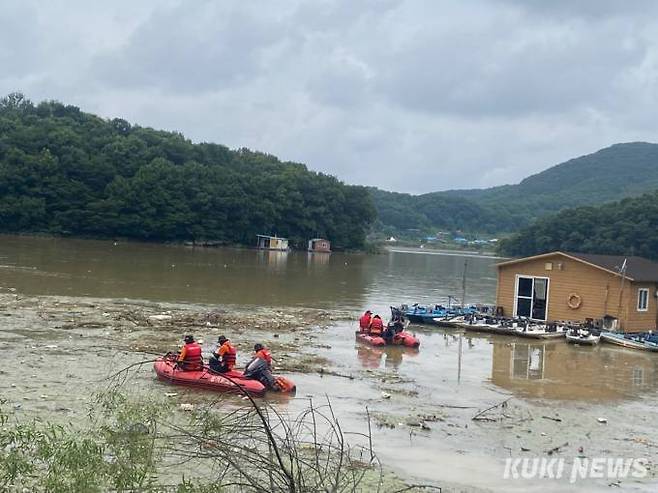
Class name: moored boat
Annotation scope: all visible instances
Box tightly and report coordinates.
[401,302,478,325]
[154,355,296,396]
[459,314,567,339]
[600,332,658,352]
[461,318,516,335]
[512,322,568,339]
[566,327,601,345]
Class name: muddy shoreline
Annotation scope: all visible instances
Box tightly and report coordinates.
[1,291,657,492]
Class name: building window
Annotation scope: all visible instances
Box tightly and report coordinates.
[514,276,549,320]
[637,288,649,312]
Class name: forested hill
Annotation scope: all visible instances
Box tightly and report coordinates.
[0,93,375,249]
[375,142,658,235]
[370,188,514,234]
[498,190,658,261]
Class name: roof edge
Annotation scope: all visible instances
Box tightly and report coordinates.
[496,251,636,281]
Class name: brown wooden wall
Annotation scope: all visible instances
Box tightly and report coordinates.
[496,253,657,331]
[626,282,658,331]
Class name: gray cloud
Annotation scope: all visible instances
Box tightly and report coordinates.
[2,0,658,193]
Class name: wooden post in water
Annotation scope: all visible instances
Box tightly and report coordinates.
[616,258,627,331]
[457,332,463,384]
[458,259,467,384]
[461,259,468,308]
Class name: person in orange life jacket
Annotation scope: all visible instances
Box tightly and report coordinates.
[253,343,272,368]
[245,343,276,389]
[358,310,372,333]
[369,315,384,336]
[177,335,203,371]
[209,335,236,373]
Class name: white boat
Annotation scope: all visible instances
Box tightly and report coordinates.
[600,332,658,352]
[511,323,568,339]
[565,328,601,345]
[461,316,522,335]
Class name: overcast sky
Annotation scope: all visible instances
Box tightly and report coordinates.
[2,0,658,193]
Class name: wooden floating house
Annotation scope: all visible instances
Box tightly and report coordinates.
[307,238,331,253]
[496,251,658,332]
[256,234,289,251]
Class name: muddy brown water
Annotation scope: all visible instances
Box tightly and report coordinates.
[1,235,657,492]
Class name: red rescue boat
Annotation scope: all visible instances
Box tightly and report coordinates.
[153,355,296,396]
[355,330,420,348]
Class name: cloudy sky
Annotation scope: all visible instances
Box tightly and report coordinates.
[2,0,658,193]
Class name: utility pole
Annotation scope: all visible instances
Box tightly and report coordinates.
[461,259,468,308]
[617,258,627,330]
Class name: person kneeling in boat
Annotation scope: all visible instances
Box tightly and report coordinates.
[358,310,372,333]
[244,343,276,389]
[369,314,384,337]
[176,335,203,371]
[209,335,236,373]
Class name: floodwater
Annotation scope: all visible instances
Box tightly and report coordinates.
[0,235,497,312]
[1,235,657,492]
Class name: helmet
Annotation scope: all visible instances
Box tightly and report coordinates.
[254,343,264,352]
[184,335,194,344]
[218,335,228,344]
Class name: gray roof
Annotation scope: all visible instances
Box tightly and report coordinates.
[567,252,658,283]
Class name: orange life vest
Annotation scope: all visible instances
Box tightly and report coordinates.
[359,313,372,331]
[217,341,237,370]
[256,348,272,367]
[370,317,384,336]
[179,342,203,370]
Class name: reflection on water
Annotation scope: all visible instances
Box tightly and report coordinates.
[306,251,330,266]
[356,346,384,369]
[0,235,497,311]
[355,344,418,370]
[490,339,658,400]
[256,250,288,271]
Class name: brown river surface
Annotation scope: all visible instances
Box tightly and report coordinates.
[1,235,657,492]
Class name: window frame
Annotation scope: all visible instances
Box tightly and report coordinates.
[513,275,550,321]
[637,288,649,312]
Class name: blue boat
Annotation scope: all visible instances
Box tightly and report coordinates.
[600,331,658,352]
[401,303,477,325]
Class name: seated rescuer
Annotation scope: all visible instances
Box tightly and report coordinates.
[369,314,384,336]
[253,343,272,367]
[244,343,276,389]
[209,335,237,373]
[177,335,203,371]
[358,310,372,333]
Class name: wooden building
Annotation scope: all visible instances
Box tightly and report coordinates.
[307,238,331,253]
[256,234,288,251]
[496,251,658,332]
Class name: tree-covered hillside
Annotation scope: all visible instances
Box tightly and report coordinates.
[0,93,375,249]
[375,142,658,236]
[498,190,658,260]
[370,188,515,234]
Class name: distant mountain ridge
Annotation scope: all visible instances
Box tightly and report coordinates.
[373,142,658,235]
